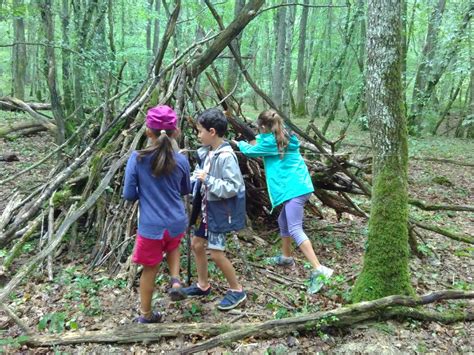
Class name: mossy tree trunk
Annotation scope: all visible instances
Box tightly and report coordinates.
[352,0,414,302]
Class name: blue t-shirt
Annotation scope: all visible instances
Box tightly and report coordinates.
[123,150,191,239]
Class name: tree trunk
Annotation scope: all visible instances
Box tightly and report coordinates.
[281,4,296,117]
[295,0,309,116]
[146,0,153,51]
[12,0,27,100]
[469,21,474,138]
[352,0,413,301]
[413,2,474,135]
[71,0,99,124]
[409,0,447,131]
[433,77,464,135]
[60,0,74,117]
[309,1,363,120]
[358,0,367,119]
[39,0,66,145]
[224,0,245,96]
[152,0,161,53]
[271,1,287,109]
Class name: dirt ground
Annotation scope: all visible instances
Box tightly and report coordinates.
[1,125,473,354]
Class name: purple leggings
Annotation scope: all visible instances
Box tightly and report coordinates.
[278,193,311,246]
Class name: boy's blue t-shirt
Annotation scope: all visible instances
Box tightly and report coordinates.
[123,150,191,239]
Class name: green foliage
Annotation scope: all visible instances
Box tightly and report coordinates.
[183,302,202,322]
[38,312,67,333]
[0,334,29,350]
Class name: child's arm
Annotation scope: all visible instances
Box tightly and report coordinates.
[237,138,278,158]
[123,152,138,201]
[181,159,192,196]
[204,154,241,199]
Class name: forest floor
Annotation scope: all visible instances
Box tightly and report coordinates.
[0,112,473,354]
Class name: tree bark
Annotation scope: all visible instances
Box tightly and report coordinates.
[152,0,161,53]
[60,0,74,117]
[224,0,246,96]
[146,0,153,51]
[271,0,287,108]
[281,4,296,117]
[12,0,27,100]
[295,0,309,116]
[410,2,473,132]
[72,0,99,123]
[308,1,363,121]
[410,0,447,131]
[39,0,66,145]
[352,0,413,301]
[432,77,464,134]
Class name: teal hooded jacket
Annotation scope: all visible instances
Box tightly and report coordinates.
[238,133,314,209]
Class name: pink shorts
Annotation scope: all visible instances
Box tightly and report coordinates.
[132,230,184,266]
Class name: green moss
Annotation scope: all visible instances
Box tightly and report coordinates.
[98,120,126,149]
[52,188,72,205]
[352,154,414,302]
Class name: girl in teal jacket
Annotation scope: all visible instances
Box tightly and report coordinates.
[237,110,333,294]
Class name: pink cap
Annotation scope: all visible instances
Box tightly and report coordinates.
[146,105,178,130]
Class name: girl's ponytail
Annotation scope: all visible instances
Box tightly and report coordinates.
[258,110,289,158]
[137,128,176,176]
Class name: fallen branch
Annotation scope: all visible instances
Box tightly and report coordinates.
[409,199,474,213]
[181,290,474,354]
[0,99,52,111]
[26,323,247,346]
[0,97,57,132]
[21,290,473,348]
[410,156,474,167]
[0,303,33,335]
[413,221,474,244]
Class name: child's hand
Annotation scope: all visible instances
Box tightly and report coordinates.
[195,169,207,182]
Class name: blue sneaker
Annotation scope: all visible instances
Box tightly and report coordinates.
[134,311,163,324]
[217,290,247,311]
[182,283,211,297]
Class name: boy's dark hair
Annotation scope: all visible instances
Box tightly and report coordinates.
[197,108,228,137]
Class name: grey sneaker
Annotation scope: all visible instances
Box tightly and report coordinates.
[265,255,295,267]
[308,265,333,294]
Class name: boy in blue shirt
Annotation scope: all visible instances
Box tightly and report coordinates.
[182,108,247,310]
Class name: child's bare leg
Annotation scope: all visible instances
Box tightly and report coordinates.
[299,240,321,269]
[140,264,160,316]
[166,247,181,288]
[281,236,292,257]
[192,237,210,289]
[210,250,241,290]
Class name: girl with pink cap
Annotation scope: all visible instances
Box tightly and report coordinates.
[123,105,191,323]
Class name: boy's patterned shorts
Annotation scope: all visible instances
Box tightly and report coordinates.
[194,222,226,251]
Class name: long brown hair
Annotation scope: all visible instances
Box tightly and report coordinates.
[137,128,176,176]
[257,110,289,158]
